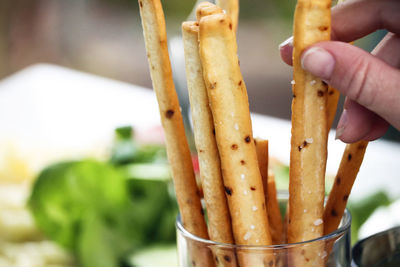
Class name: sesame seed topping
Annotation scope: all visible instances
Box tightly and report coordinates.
[250,225,255,230]
[310,80,316,85]
[291,80,295,85]
[231,112,234,117]
[256,239,259,243]
[252,206,258,211]
[304,209,307,213]
[322,251,327,258]
[243,231,252,241]
[243,190,248,195]
[240,174,245,180]
[234,123,239,130]
[305,138,313,144]
[314,219,323,226]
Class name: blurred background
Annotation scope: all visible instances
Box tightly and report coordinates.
[0,0,393,119]
[0,0,296,120]
[1,0,397,140]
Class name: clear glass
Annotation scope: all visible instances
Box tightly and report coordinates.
[176,195,351,267]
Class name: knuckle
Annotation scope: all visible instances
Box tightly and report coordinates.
[340,54,377,108]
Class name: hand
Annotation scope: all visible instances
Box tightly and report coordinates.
[279,0,400,143]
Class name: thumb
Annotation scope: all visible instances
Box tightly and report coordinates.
[301,41,400,130]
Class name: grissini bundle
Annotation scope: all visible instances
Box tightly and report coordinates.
[216,0,239,32]
[199,11,274,266]
[138,1,213,266]
[182,21,238,267]
[324,140,368,235]
[289,0,331,265]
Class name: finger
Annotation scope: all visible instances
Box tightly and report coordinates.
[301,41,400,130]
[336,98,389,143]
[279,0,400,61]
[371,32,400,68]
[331,0,400,42]
[279,36,293,66]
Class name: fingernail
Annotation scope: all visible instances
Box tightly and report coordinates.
[335,109,348,140]
[279,36,293,50]
[301,47,335,80]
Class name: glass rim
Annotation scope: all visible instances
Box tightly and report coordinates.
[176,201,351,249]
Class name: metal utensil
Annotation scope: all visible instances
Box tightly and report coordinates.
[352,226,400,267]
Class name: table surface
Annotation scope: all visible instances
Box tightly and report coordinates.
[0,63,399,201]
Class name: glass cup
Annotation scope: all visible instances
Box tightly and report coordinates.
[176,195,351,267]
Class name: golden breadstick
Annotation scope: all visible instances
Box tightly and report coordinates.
[216,0,239,32]
[255,138,269,190]
[289,0,331,265]
[326,87,340,131]
[255,139,283,244]
[138,2,213,266]
[182,21,238,267]
[324,140,368,234]
[196,1,224,21]
[326,0,351,132]
[199,12,273,266]
[267,173,284,245]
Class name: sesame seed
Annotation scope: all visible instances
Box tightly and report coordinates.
[291,80,295,85]
[243,190,248,195]
[252,206,258,211]
[256,239,259,243]
[322,251,327,258]
[250,225,255,230]
[240,174,245,180]
[304,209,307,213]
[310,80,316,85]
[313,219,323,226]
[234,123,239,130]
[305,138,313,144]
[243,231,252,241]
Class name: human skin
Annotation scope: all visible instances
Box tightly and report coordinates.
[279,0,400,143]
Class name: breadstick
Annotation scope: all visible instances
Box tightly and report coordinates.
[138,1,213,266]
[326,0,351,132]
[267,173,284,245]
[324,140,368,234]
[182,21,238,267]
[216,0,239,32]
[255,138,269,192]
[326,87,340,131]
[199,12,274,266]
[255,139,283,245]
[196,2,224,23]
[289,0,331,265]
